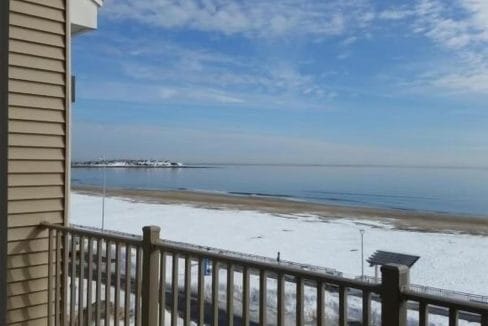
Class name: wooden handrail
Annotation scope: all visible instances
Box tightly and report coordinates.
[41,222,488,326]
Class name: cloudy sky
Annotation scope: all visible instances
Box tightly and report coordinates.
[72,0,488,166]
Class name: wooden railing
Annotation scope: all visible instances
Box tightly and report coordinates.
[42,222,488,326]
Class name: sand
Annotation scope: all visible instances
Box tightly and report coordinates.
[72,185,488,235]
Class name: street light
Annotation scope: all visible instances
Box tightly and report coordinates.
[360,229,365,279]
[100,156,106,231]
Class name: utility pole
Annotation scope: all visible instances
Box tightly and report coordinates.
[360,229,365,279]
[101,156,106,231]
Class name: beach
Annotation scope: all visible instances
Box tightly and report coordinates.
[73,185,488,236]
[71,187,488,297]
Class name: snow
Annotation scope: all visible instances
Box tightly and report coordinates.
[71,193,488,296]
[73,160,184,168]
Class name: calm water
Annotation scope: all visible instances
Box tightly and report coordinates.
[72,165,488,217]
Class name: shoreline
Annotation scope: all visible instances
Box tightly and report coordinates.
[72,185,488,236]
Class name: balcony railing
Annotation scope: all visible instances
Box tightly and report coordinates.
[41,222,488,326]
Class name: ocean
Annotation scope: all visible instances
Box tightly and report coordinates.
[72,165,488,217]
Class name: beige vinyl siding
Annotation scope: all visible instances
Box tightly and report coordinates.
[9,67,65,85]
[8,211,63,228]
[7,278,51,297]
[9,107,65,123]
[8,226,49,241]
[10,13,64,35]
[8,199,64,215]
[10,40,65,60]
[8,186,64,200]
[7,304,49,324]
[9,120,65,135]
[22,0,65,10]
[7,0,68,324]
[10,26,65,48]
[8,291,49,310]
[8,173,65,187]
[7,252,50,268]
[9,93,65,109]
[8,147,65,160]
[9,53,65,73]
[9,134,65,148]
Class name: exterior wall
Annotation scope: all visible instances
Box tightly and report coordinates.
[6,0,70,324]
[1,0,11,325]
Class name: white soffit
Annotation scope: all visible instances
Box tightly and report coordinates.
[71,0,104,35]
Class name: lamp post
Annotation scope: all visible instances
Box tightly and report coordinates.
[360,229,365,279]
[101,156,106,231]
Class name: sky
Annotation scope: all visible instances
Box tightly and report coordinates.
[72,0,488,166]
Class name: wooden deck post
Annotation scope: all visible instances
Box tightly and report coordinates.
[381,264,409,326]
[142,226,161,326]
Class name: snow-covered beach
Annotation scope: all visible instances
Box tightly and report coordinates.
[71,189,488,297]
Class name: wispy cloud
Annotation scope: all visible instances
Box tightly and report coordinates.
[372,0,488,95]
[104,0,374,39]
[413,0,488,49]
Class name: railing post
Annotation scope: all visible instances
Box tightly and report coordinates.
[142,226,161,326]
[381,264,409,326]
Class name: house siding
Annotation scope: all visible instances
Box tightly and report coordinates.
[1,0,10,325]
[6,0,69,324]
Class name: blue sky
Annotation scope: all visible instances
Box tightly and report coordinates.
[72,0,488,166]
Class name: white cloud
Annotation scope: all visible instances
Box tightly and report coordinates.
[104,0,373,39]
[378,8,415,20]
[341,36,358,46]
[375,0,488,95]
[413,0,488,49]
[431,70,488,93]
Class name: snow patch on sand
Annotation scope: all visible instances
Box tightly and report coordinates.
[71,193,488,296]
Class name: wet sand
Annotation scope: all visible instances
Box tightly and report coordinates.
[72,185,488,236]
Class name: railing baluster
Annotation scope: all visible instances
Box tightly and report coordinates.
[160,251,167,326]
[78,237,85,326]
[47,228,53,326]
[70,235,76,326]
[41,224,488,326]
[362,290,371,326]
[296,277,304,326]
[212,260,219,326]
[114,243,121,325]
[62,233,69,326]
[135,247,143,326]
[55,231,61,326]
[227,264,234,326]
[339,285,347,326]
[277,273,285,326]
[259,270,267,326]
[172,254,179,326]
[87,237,94,325]
[95,239,103,326]
[449,308,458,326]
[105,241,112,326]
[198,257,205,326]
[125,245,131,326]
[419,302,428,326]
[317,282,325,326]
[184,256,192,326]
[243,266,250,326]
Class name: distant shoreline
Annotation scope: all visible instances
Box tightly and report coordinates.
[72,164,488,170]
[72,165,212,169]
[72,185,488,236]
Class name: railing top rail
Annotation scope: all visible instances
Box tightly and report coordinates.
[409,284,488,304]
[402,289,488,315]
[156,239,381,292]
[41,222,142,246]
